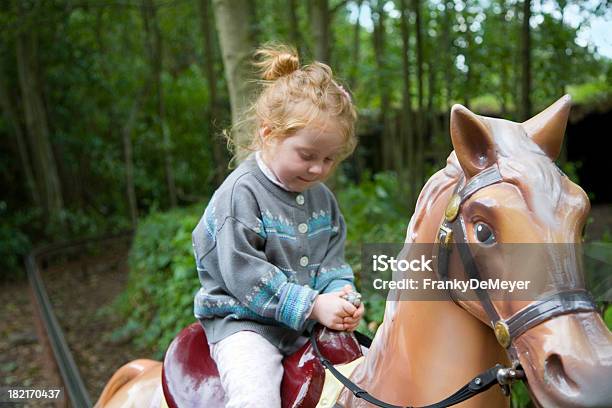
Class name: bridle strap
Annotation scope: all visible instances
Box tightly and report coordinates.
[452,220,501,326]
[436,166,504,327]
[458,165,504,202]
[506,289,596,340]
[436,165,597,356]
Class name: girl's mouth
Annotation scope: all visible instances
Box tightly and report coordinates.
[298,176,316,183]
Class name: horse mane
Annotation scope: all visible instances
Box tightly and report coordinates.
[403,151,462,244]
[489,118,564,226]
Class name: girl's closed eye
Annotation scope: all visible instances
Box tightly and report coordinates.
[298,150,314,161]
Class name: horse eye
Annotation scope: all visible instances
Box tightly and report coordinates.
[474,222,495,245]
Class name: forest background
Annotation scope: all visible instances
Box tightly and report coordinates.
[1,2,611,403]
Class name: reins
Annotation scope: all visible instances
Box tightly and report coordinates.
[309,164,597,408]
[309,332,524,408]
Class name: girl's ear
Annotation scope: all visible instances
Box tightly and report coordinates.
[261,125,272,137]
[259,125,273,146]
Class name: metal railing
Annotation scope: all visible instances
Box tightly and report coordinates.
[25,231,133,408]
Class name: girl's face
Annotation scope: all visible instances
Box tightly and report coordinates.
[261,120,346,192]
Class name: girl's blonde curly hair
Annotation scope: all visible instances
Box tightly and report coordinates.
[227,44,357,166]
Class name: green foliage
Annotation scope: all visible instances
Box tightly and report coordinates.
[113,205,203,357]
[605,305,612,331]
[338,171,410,266]
[559,160,581,185]
[337,171,411,326]
[0,202,34,281]
[511,381,532,408]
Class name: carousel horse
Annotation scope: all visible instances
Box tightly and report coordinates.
[95,95,612,408]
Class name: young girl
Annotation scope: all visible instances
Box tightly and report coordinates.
[192,44,364,407]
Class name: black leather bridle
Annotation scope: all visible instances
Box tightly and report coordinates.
[310,164,598,408]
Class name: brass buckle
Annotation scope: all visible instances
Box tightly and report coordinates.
[445,194,461,222]
[439,225,453,247]
[494,321,511,348]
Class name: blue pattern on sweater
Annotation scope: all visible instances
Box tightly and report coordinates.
[260,214,297,240]
[278,284,314,330]
[246,271,288,316]
[251,210,335,241]
[203,203,217,240]
[314,264,354,292]
[194,303,277,324]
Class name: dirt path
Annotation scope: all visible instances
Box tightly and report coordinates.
[1,243,155,407]
[1,281,60,407]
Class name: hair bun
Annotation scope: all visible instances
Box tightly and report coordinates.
[255,45,300,81]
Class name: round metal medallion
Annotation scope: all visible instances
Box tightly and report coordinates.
[494,321,511,348]
[445,194,461,222]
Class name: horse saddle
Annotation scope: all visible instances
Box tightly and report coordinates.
[162,323,363,408]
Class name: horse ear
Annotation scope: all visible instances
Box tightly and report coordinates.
[450,104,496,178]
[522,94,571,160]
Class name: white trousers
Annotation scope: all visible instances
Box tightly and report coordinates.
[209,331,284,408]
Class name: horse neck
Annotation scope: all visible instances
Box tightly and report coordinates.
[340,172,509,407]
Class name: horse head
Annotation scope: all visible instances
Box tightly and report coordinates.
[437,95,612,407]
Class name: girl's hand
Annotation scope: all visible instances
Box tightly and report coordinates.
[342,302,364,331]
[338,284,354,297]
[308,292,356,331]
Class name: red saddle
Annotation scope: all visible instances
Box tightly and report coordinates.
[162,323,363,408]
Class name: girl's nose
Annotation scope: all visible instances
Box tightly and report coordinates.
[309,163,323,175]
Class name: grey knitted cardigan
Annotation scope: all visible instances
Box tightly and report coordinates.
[192,154,354,354]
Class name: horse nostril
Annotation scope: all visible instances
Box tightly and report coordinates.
[544,354,579,395]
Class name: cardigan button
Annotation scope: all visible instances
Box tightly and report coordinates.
[300,256,309,267]
[298,223,308,234]
[296,194,305,205]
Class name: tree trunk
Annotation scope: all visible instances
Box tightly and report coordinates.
[0,59,40,207]
[213,0,257,161]
[399,0,416,206]
[95,8,141,225]
[142,0,177,207]
[199,0,227,186]
[288,0,304,55]
[499,0,509,116]
[348,0,363,91]
[120,78,153,227]
[413,0,425,187]
[557,0,568,98]
[15,8,64,222]
[122,94,143,227]
[310,0,331,64]
[371,0,391,172]
[556,1,569,164]
[442,1,453,107]
[442,0,453,153]
[520,0,532,120]
[427,37,441,166]
[462,3,473,109]
[513,0,522,118]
